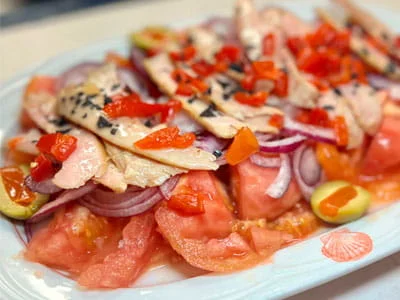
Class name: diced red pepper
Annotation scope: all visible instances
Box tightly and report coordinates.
[170,45,197,61]
[215,45,241,63]
[240,75,256,91]
[252,61,280,80]
[167,186,206,215]
[308,108,331,128]
[176,83,194,96]
[272,70,288,97]
[297,48,341,78]
[24,76,56,98]
[213,60,228,72]
[262,33,275,56]
[134,127,195,150]
[30,154,56,182]
[190,79,208,93]
[104,94,181,122]
[36,133,78,162]
[234,91,268,107]
[287,37,309,56]
[332,116,348,147]
[191,60,215,77]
[268,114,284,129]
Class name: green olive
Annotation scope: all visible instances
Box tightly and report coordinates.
[130,26,178,51]
[311,180,371,224]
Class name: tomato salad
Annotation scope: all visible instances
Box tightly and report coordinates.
[1,0,400,289]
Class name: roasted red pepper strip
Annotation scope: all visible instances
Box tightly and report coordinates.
[134,127,195,150]
[30,154,56,182]
[191,60,215,77]
[36,133,78,162]
[252,61,280,80]
[332,116,349,147]
[262,33,275,56]
[215,45,241,63]
[104,94,181,122]
[268,114,284,129]
[170,45,197,62]
[234,91,268,107]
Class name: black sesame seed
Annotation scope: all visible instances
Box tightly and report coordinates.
[110,128,118,135]
[111,84,120,91]
[82,113,88,119]
[333,87,342,96]
[361,48,369,56]
[78,92,84,97]
[144,119,153,127]
[104,96,113,106]
[385,61,396,74]
[56,128,72,134]
[61,97,66,103]
[71,109,76,115]
[48,117,68,127]
[97,116,113,129]
[216,79,230,89]
[228,63,243,73]
[69,96,75,101]
[322,105,335,111]
[75,99,81,105]
[187,97,196,104]
[212,150,223,158]
[200,104,217,117]
[205,87,212,95]
[223,93,231,100]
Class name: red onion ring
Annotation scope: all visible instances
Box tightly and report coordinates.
[283,117,336,144]
[250,153,281,168]
[79,190,164,217]
[255,133,275,143]
[130,46,162,98]
[159,175,181,200]
[24,222,33,243]
[259,135,307,153]
[293,144,324,201]
[27,181,97,223]
[265,154,291,199]
[24,176,63,194]
[117,67,144,94]
[170,112,204,134]
[194,132,229,154]
[56,62,102,92]
[84,187,158,210]
[367,74,400,101]
[202,17,239,45]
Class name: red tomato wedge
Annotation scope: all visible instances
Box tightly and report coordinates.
[78,213,158,288]
[155,171,290,272]
[231,159,301,220]
[25,205,127,276]
[362,117,400,175]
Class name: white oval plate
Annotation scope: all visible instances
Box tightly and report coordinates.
[1,1,400,299]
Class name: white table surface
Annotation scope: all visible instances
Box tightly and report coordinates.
[0,0,399,299]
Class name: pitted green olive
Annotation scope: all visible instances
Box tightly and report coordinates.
[311,180,371,224]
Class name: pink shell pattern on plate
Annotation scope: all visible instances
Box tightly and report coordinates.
[320,228,373,262]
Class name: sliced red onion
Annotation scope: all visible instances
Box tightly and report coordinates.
[283,117,336,144]
[79,190,164,218]
[194,132,229,154]
[56,62,102,92]
[216,154,227,166]
[265,154,291,199]
[130,46,162,98]
[87,185,144,204]
[159,175,181,200]
[259,135,306,153]
[250,153,281,168]
[299,147,321,185]
[27,181,97,223]
[367,74,400,101]
[202,17,238,44]
[84,187,158,210]
[255,132,275,143]
[25,176,63,194]
[170,111,204,134]
[117,67,143,93]
[293,144,324,201]
[24,222,33,243]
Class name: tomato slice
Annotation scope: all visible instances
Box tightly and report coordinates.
[155,171,289,272]
[78,213,158,288]
[231,159,301,220]
[362,117,400,175]
[24,76,56,98]
[25,205,127,276]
